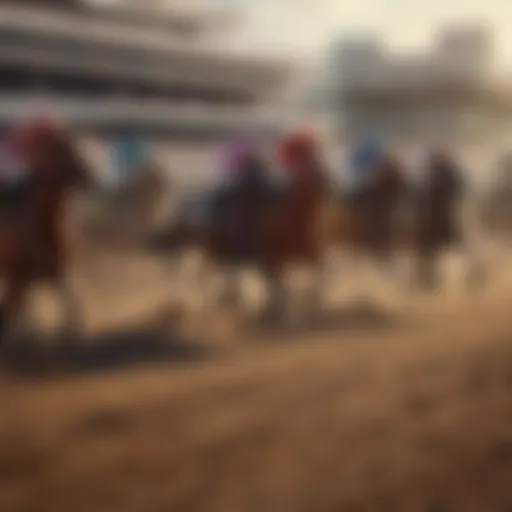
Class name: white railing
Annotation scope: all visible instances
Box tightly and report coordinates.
[0,3,287,71]
[0,48,288,97]
[0,3,203,54]
[0,95,285,130]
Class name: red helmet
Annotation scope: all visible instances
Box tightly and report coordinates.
[277,129,318,168]
[10,116,63,158]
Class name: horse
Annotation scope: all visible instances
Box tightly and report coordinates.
[324,151,407,298]
[0,125,93,347]
[257,154,331,320]
[332,150,485,292]
[147,147,332,323]
[407,151,486,289]
[477,154,512,244]
[334,151,407,263]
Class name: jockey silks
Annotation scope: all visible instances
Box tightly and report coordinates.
[107,137,150,186]
[348,136,384,187]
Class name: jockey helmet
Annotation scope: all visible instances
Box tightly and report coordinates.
[221,136,259,177]
[359,133,384,156]
[350,132,385,173]
[277,128,318,168]
[10,115,64,158]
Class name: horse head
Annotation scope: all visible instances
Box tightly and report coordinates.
[12,121,94,194]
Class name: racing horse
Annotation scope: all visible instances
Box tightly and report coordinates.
[0,119,92,347]
[334,150,407,264]
[257,132,331,320]
[146,140,276,314]
[333,149,485,291]
[148,131,332,322]
[407,150,485,289]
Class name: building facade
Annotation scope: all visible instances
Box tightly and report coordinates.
[331,25,512,144]
[0,0,293,138]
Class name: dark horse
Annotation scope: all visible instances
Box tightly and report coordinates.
[259,151,330,319]
[409,150,475,288]
[148,142,331,321]
[335,149,483,291]
[208,152,276,265]
[147,151,278,311]
[336,151,408,263]
[0,123,92,346]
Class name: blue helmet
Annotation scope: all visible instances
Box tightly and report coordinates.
[360,133,383,156]
[351,133,384,172]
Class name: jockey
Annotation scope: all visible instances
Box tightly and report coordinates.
[425,148,465,201]
[8,114,66,177]
[217,136,268,191]
[11,115,63,151]
[0,115,63,211]
[345,133,386,194]
[209,135,271,258]
[277,128,327,187]
[107,133,151,188]
[278,128,317,168]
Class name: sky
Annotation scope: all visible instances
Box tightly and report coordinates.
[96,1,512,66]
[209,0,512,65]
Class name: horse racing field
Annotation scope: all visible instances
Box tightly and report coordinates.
[0,253,511,512]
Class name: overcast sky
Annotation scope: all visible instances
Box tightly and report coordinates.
[209,0,512,66]
[95,1,512,66]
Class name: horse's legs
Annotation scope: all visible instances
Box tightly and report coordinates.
[414,247,440,291]
[0,274,30,348]
[217,265,243,311]
[261,264,288,324]
[456,231,488,291]
[55,275,83,343]
[168,248,205,312]
[301,254,334,321]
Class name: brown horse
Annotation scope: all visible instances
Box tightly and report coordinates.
[333,150,484,291]
[258,157,330,319]
[0,127,92,346]
[408,151,484,289]
[335,152,407,263]
[148,153,331,322]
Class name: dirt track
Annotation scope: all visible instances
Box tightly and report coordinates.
[0,273,511,512]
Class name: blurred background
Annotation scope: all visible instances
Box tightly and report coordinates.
[2,1,512,184]
[1,1,512,511]
[0,0,297,189]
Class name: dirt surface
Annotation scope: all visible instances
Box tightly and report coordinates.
[0,265,511,512]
